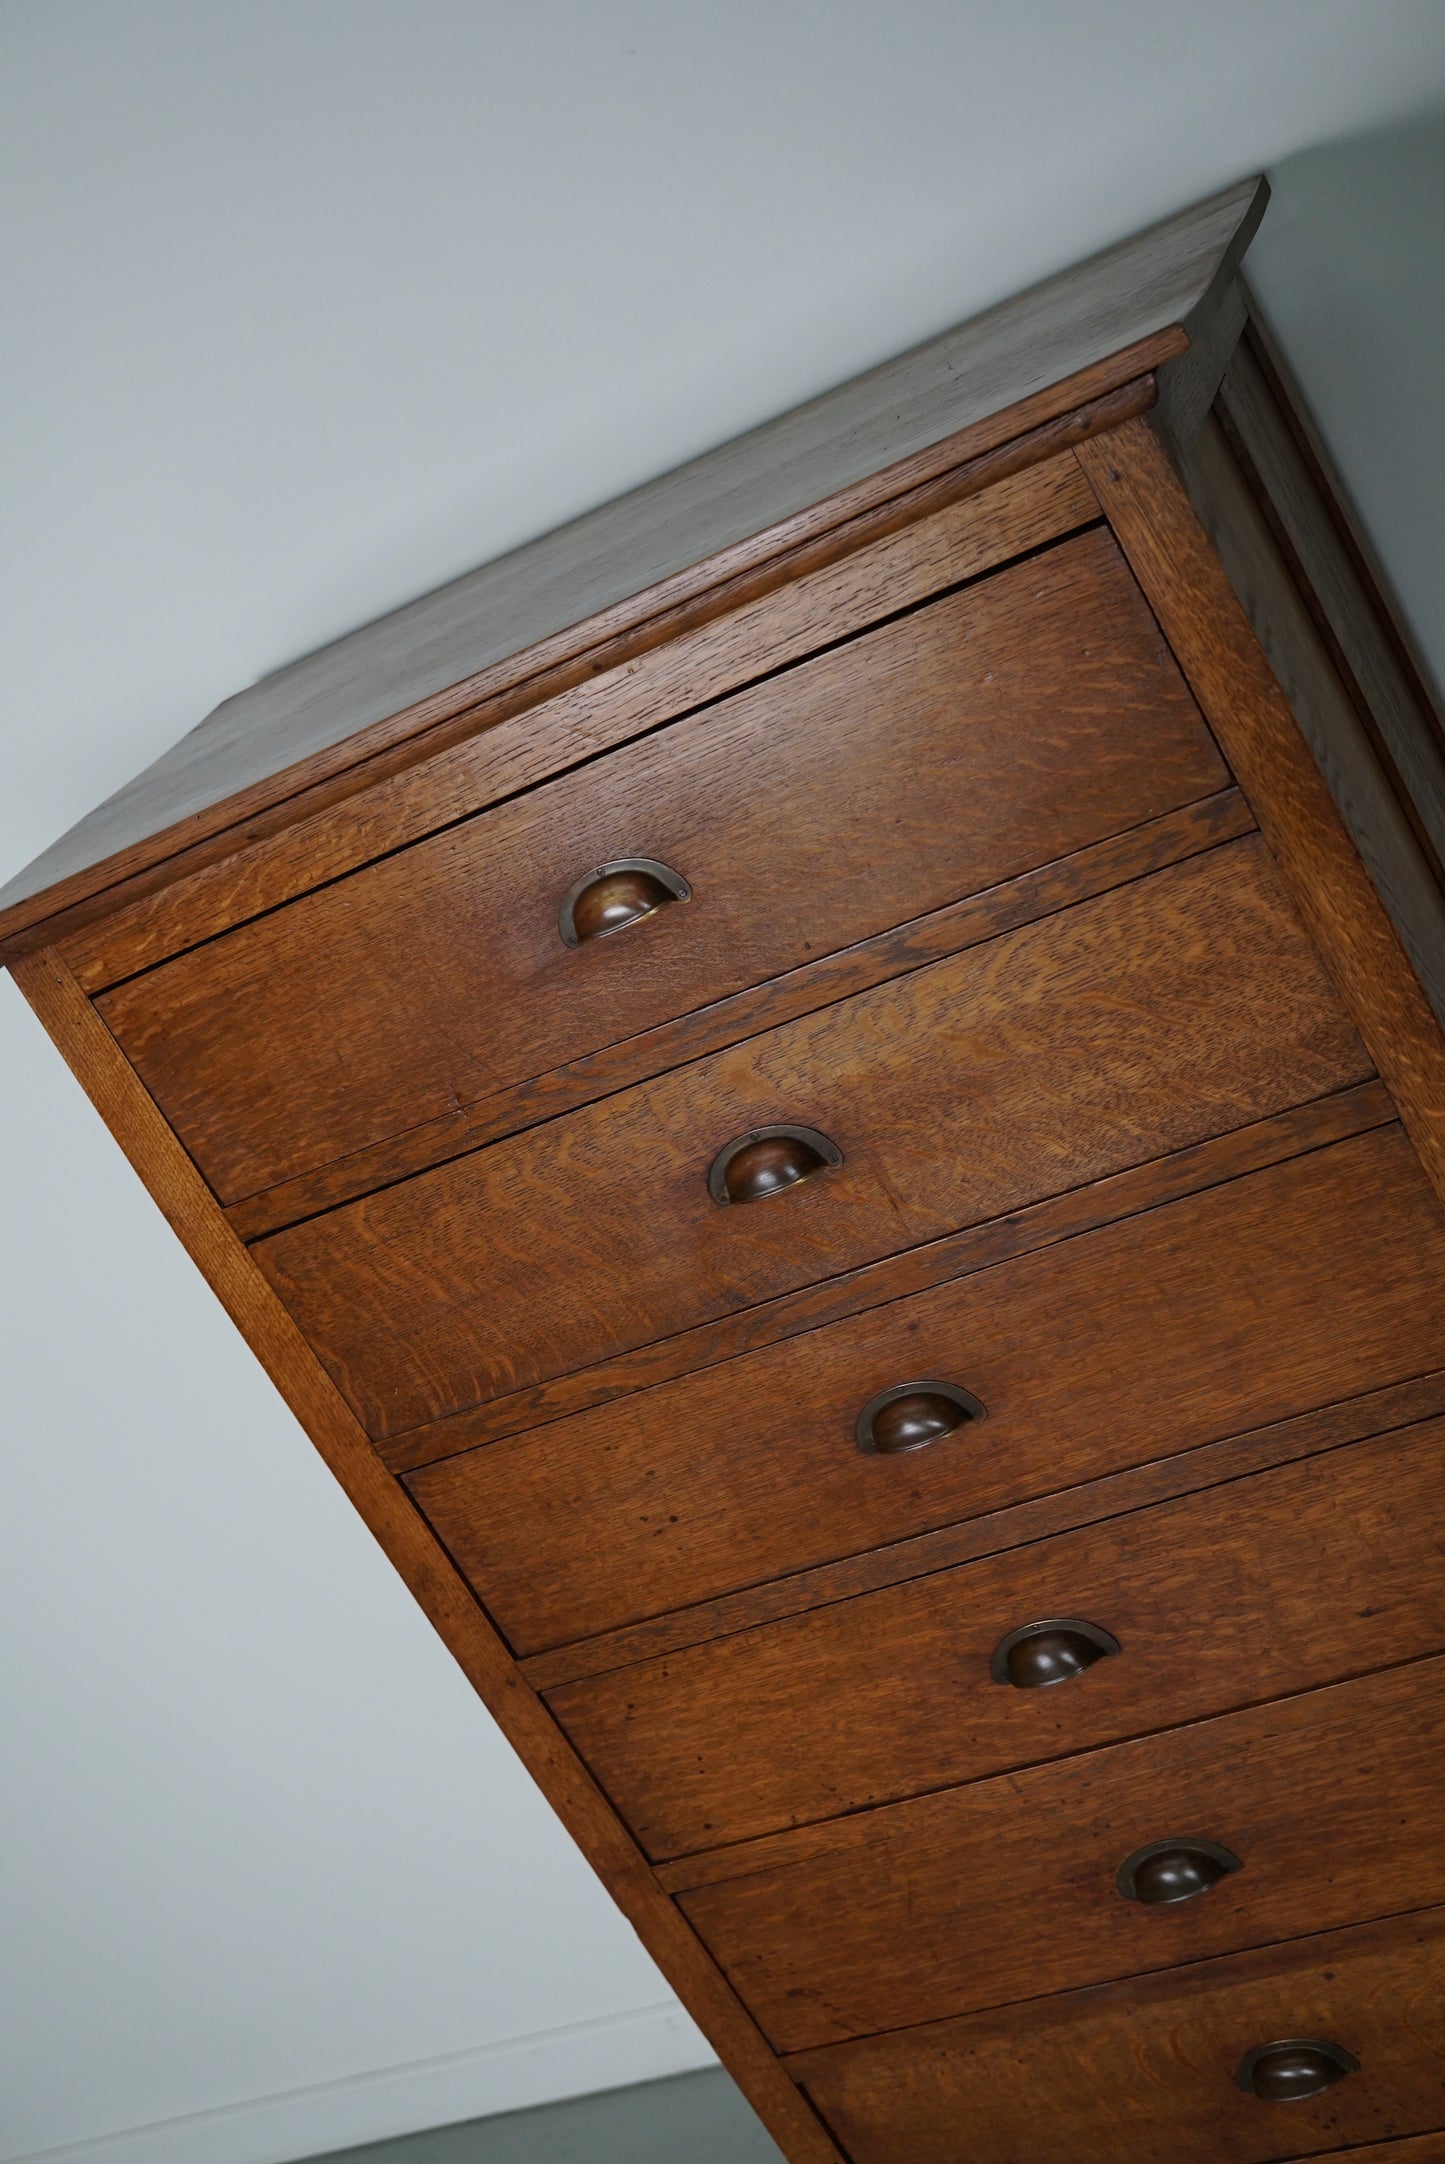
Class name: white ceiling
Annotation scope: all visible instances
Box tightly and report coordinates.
[3,7,1445,2162]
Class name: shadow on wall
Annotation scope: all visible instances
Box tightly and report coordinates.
[306,2067,787,2164]
[1250,103,1445,705]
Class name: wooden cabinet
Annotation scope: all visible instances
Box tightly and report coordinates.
[257,837,1366,1429]
[98,526,1220,1204]
[543,1415,1445,1855]
[7,174,1445,2164]
[672,1658,1445,2046]
[410,1128,1445,1647]
[791,1909,1445,2164]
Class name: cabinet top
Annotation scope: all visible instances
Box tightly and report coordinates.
[1,175,1266,944]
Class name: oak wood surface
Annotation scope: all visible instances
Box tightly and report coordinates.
[521,1359,1445,1693]
[387,1073,1386,1475]
[792,1907,1445,2164]
[229,788,1254,1242]
[62,454,1098,994]
[0,377,1163,955]
[4,948,844,2164]
[414,1121,1441,1656]
[259,837,1367,1435]
[675,1658,1445,2047]
[25,401,1142,980]
[99,526,1224,1203]
[0,180,1265,941]
[545,1413,1445,1858]
[1075,417,1445,1206]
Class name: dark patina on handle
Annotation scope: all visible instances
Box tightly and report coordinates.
[854,1380,986,1456]
[707,1125,843,1205]
[558,858,691,946]
[990,1617,1121,1688]
[1116,1837,1242,1905]
[1235,2039,1359,2102]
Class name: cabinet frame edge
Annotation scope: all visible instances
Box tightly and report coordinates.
[1074,416,1445,1211]
[4,944,846,2164]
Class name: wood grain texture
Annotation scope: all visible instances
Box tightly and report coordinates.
[792,1906,1445,2164]
[522,1356,1445,1693]
[259,837,1368,1436]
[4,949,844,2164]
[25,401,1143,981]
[0,178,1266,940]
[387,1074,1386,1476]
[675,1658,1445,2047]
[62,454,1099,994]
[229,788,1255,1242]
[1,381,1164,956]
[414,1119,1441,1658]
[545,1412,1445,1858]
[1075,416,1445,1206]
[99,526,1224,1203]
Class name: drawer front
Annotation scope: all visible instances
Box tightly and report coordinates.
[100,528,1223,1204]
[791,1907,1445,2164]
[545,1417,1445,1857]
[411,1124,1445,1652]
[677,1658,1445,2050]
[259,836,1366,1435]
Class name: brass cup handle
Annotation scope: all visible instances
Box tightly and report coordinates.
[1234,2039,1359,2102]
[990,1617,1120,1688]
[707,1125,843,1205]
[558,858,691,946]
[1116,1838,1242,1905]
[855,1380,986,1456]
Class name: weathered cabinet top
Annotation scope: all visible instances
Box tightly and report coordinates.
[0,176,1266,942]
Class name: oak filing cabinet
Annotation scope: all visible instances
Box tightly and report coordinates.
[6,177,1445,2164]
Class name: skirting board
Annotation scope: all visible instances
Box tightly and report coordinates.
[3,2002,715,2164]
[308,2067,788,2163]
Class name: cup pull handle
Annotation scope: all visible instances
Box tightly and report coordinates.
[707,1125,843,1205]
[558,859,690,946]
[1235,2039,1359,2101]
[854,1380,986,1456]
[990,1617,1120,1688]
[1116,1838,1242,1905]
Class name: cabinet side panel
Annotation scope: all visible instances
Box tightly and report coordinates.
[1075,417,1445,1207]
[1207,346,1445,993]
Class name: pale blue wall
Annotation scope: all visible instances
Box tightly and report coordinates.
[1250,107,1445,696]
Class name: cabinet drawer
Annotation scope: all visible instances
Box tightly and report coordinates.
[259,835,1365,1435]
[792,1907,1445,2164]
[545,1416,1445,1857]
[411,1124,1445,1652]
[675,1658,1445,2050]
[99,528,1223,1204]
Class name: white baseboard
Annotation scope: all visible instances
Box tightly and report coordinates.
[5,2001,718,2164]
